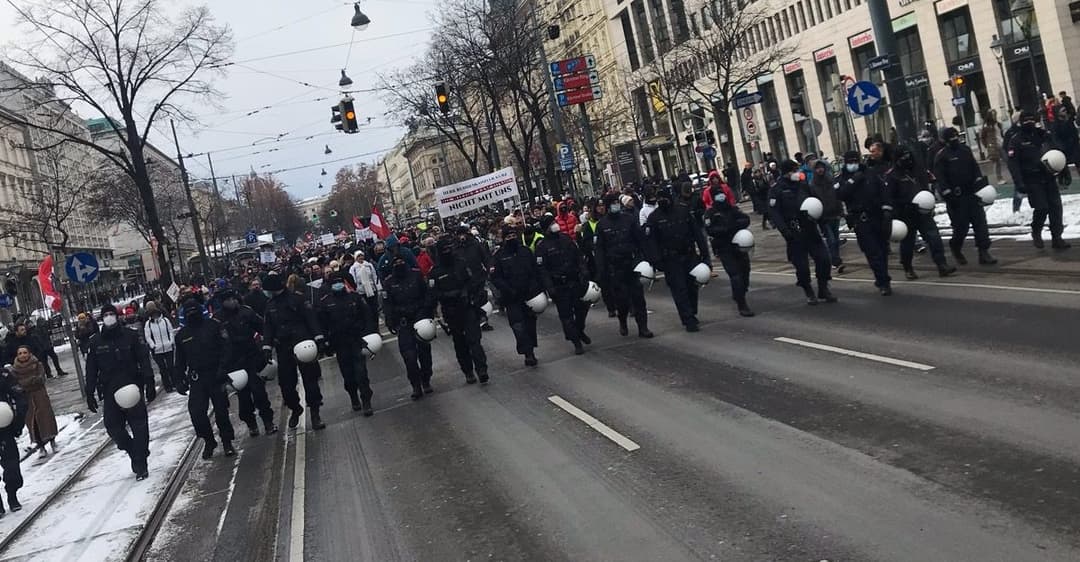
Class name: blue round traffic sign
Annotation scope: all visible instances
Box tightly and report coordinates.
[65,252,100,284]
[847,81,883,116]
[0,294,12,309]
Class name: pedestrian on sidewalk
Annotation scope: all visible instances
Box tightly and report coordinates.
[9,346,58,458]
[75,313,98,356]
[0,369,26,516]
[980,112,1005,183]
[142,302,176,393]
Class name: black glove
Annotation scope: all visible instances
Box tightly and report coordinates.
[145,385,157,403]
[316,336,332,354]
[175,379,189,396]
[86,395,98,413]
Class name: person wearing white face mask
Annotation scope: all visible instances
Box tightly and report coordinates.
[836,150,892,295]
[768,160,836,305]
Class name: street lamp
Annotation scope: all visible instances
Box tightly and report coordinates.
[339,69,353,88]
[989,34,1014,113]
[1009,0,1042,110]
[351,3,371,31]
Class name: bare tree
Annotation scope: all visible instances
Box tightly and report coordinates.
[1,0,233,287]
[321,164,380,232]
[240,174,306,244]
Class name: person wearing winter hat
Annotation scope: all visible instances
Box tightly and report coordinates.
[768,160,837,304]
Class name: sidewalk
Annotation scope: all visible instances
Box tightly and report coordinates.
[39,345,88,417]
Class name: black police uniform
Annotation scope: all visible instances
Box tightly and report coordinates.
[431,246,490,378]
[579,213,617,316]
[262,290,325,418]
[0,370,26,511]
[882,157,952,276]
[215,304,276,434]
[457,233,493,323]
[244,289,269,317]
[768,175,834,300]
[85,322,154,476]
[837,163,892,290]
[595,206,651,336]
[934,140,993,259]
[318,286,377,409]
[491,239,543,360]
[1007,125,1068,247]
[645,195,711,330]
[382,266,435,391]
[703,195,753,310]
[174,313,236,451]
[535,230,591,349]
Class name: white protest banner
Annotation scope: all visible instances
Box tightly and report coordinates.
[435,167,518,218]
[259,250,276,264]
[355,227,376,243]
[319,233,335,246]
[166,282,181,303]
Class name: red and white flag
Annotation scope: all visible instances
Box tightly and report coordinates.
[37,255,62,313]
[369,205,391,239]
[352,215,365,230]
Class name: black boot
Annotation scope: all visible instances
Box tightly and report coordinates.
[201,438,217,460]
[310,408,326,430]
[223,441,236,457]
[803,285,819,305]
[288,406,304,429]
[361,400,373,417]
[1052,237,1071,250]
[7,491,20,512]
[618,317,629,336]
[132,457,148,480]
[524,353,538,367]
[579,332,592,345]
[1033,230,1045,248]
[817,283,838,303]
[264,420,278,435]
[573,341,585,355]
[938,263,957,277]
[478,371,490,385]
[464,372,477,384]
[978,248,998,264]
[349,391,362,411]
[880,285,893,296]
[247,421,260,437]
[422,382,434,394]
[411,385,424,400]
[951,246,968,265]
[736,298,755,317]
[904,267,918,280]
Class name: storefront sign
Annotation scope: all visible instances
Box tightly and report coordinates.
[613,142,641,186]
[904,73,929,88]
[813,45,836,63]
[899,0,922,6]
[935,0,968,16]
[892,12,917,32]
[783,60,803,75]
[849,30,874,49]
[949,57,981,76]
[1003,41,1043,64]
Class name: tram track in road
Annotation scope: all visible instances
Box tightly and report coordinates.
[125,435,200,562]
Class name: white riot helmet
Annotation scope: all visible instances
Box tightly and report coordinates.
[362,333,383,357]
[293,339,319,363]
[976,184,998,206]
[526,292,549,314]
[890,219,909,242]
[732,229,755,251]
[226,369,249,391]
[0,402,13,428]
[1041,149,1067,173]
[113,384,142,409]
[414,318,438,342]
[912,190,935,213]
[481,300,494,316]
[633,261,655,285]
[689,263,711,285]
[581,281,602,303]
[800,197,824,220]
[259,359,277,381]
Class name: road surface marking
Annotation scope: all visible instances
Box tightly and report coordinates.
[755,271,1080,295]
[775,337,935,371]
[289,390,308,562]
[215,448,244,540]
[548,395,641,452]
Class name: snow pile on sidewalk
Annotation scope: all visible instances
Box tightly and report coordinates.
[933,193,1080,240]
[16,412,82,459]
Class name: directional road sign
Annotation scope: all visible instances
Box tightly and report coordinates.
[553,70,600,93]
[549,55,597,76]
[867,54,894,72]
[847,81,882,116]
[65,252,100,284]
[556,85,603,107]
[0,294,12,309]
[952,97,967,107]
[732,91,764,109]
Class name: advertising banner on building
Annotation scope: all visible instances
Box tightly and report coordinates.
[435,167,518,218]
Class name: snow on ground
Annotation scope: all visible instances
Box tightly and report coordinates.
[0,393,193,562]
[933,193,1080,240]
[16,413,83,460]
[52,343,71,355]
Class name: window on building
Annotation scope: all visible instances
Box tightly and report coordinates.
[790,6,799,33]
[895,27,927,76]
[649,0,672,54]
[670,0,690,44]
[799,2,809,28]
[843,0,852,11]
[825,0,834,19]
[631,0,654,64]
[781,12,790,39]
[633,87,656,137]
[619,12,640,69]
[938,8,976,63]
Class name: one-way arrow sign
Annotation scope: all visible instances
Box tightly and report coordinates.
[65,252,100,284]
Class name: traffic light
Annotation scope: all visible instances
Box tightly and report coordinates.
[790,94,806,119]
[944,75,965,90]
[705,129,716,145]
[435,82,450,115]
[341,97,358,133]
[331,102,343,132]
[684,134,695,144]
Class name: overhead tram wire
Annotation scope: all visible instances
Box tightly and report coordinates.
[208,28,433,69]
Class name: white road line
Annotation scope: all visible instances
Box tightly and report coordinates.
[775,337,935,371]
[288,390,308,562]
[755,271,1080,295]
[214,448,244,540]
[548,395,641,452]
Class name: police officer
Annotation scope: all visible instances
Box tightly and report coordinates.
[595,193,653,337]
[85,303,154,480]
[768,160,836,304]
[535,214,592,354]
[883,146,957,280]
[261,272,328,430]
[0,367,27,513]
[430,236,491,379]
[645,184,711,331]
[492,224,544,365]
[318,271,376,416]
[383,252,436,398]
[1007,110,1071,249]
[174,298,236,459]
[934,127,997,265]
[703,180,755,315]
[579,198,617,318]
[836,151,892,295]
[215,289,277,436]
[454,225,494,331]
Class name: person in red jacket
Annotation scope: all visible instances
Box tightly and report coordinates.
[555,196,580,239]
[416,236,435,278]
[701,170,736,211]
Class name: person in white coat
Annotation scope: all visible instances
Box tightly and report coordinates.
[142,301,176,392]
[349,251,381,315]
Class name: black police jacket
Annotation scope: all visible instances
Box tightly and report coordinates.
[243,290,269,316]
[175,318,233,385]
[1007,127,1056,190]
[318,291,375,350]
[215,305,265,371]
[644,202,710,265]
[595,211,646,274]
[85,326,153,398]
[703,201,751,248]
[882,167,929,219]
[836,167,884,219]
[534,232,587,292]
[491,242,543,304]
[0,371,27,439]
[768,177,818,240]
[262,291,324,350]
[933,143,982,196]
[382,268,431,328]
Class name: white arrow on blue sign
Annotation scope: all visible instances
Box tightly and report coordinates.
[0,294,12,309]
[847,81,882,116]
[65,252,100,284]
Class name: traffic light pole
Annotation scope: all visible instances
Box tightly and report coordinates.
[867,0,917,146]
[171,120,211,279]
[531,0,569,197]
[579,103,601,195]
[800,87,821,157]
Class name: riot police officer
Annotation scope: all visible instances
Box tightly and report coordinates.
[703,181,755,315]
[535,215,592,354]
[215,289,277,436]
[261,272,328,430]
[492,224,544,365]
[768,160,836,304]
[318,271,376,416]
[645,184,711,331]
[1007,110,1071,249]
[383,251,436,398]
[174,298,236,459]
[85,303,154,480]
[0,366,27,513]
[454,225,494,331]
[934,127,997,265]
[430,236,490,379]
[883,146,957,279]
[595,193,653,338]
[836,151,892,295]
[579,198,617,318]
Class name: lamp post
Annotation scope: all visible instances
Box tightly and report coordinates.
[350,3,371,30]
[989,34,1014,113]
[1010,0,1042,111]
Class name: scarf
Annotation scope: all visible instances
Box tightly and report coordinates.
[11,354,45,391]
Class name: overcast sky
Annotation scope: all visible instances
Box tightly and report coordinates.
[0,0,438,202]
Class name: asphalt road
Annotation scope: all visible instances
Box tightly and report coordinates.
[148,272,1080,562]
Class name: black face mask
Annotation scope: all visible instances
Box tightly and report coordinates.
[185,308,202,324]
[657,198,672,211]
[946,138,960,147]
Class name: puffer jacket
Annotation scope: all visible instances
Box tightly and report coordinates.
[555,200,580,239]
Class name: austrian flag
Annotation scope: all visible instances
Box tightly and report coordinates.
[370,206,391,239]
